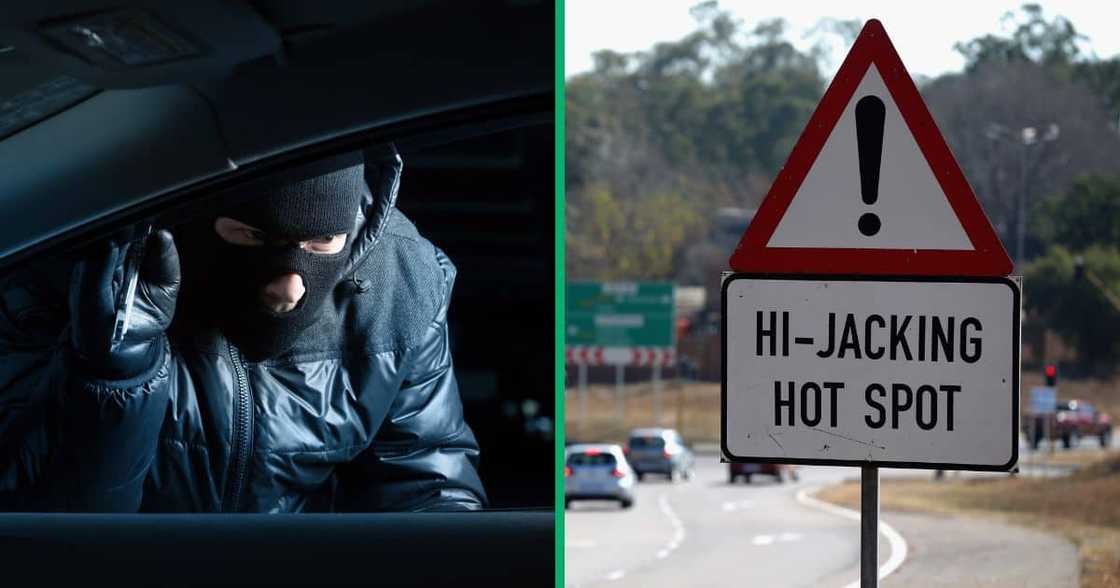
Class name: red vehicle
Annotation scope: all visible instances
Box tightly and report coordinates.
[1024,399,1113,449]
[727,462,798,484]
[1055,400,1113,448]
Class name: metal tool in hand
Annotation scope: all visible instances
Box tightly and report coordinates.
[110,224,153,351]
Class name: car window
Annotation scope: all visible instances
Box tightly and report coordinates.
[0,120,554,514]
[568,453,618,467]
[629,436,666,449]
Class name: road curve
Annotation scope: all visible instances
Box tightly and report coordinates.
[565,455,1080,587]
[565,460,891,587]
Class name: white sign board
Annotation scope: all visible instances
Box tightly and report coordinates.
[1029,386,1057,415]
[722,275,1020,470]
[767,64,972,251]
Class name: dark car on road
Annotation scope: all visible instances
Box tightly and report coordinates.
[727,462,799,484]
[625,427,695,481]
[1024,399,1113,449]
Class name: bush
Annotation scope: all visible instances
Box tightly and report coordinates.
[1025,245,1120,369]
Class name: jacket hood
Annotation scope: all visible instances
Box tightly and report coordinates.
[345,144,403,279]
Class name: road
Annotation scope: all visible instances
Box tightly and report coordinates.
[565,461,888,588]
[564,450,1082,588]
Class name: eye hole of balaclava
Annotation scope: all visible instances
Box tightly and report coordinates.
[206,162,368,361]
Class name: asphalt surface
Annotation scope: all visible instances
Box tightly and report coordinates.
[565,442,1088,588]
[565,462,889,588]
[885,512,1077,587]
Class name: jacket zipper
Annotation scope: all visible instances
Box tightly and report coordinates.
[223,340,254,512]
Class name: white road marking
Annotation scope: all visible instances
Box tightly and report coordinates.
[795,486,909,588]
[658,493,687,548]
[567,539,598,549]
[594,491,688,583]
[752,535,775,546]
[750,532,802,547]
[721,499,755,512]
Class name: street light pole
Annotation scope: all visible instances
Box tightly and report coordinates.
[985,123,1059,270]
[1017,142,1027,267]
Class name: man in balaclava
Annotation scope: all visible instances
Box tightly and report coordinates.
[200,163,366,361]
[0,149,487,513]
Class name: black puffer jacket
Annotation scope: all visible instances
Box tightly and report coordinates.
[0,155,486,512]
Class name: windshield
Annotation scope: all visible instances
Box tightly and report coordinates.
[568,453,617,467]
[629,436,665,449]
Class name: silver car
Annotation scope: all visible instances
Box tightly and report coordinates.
[625,428,694,482]
[564,444,636,509]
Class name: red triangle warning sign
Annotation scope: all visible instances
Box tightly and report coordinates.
[728,19,1012,276]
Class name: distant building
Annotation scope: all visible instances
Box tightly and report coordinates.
[675,207,755,381]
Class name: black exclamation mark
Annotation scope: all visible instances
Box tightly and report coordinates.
[856,95,885,237]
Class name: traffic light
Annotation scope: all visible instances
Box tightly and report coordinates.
[1045,364,1057,387]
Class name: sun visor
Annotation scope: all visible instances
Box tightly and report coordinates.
[0,1,281,89]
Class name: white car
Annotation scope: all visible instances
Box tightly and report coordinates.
[564,444,636,509]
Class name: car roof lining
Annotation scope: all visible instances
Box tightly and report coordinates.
[0,0,550,268]
[0,96,549,272]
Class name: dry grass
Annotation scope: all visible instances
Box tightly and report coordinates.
[1022,447,1119,467]
[565,373,1120,450]
[816,453,1120,588]
[564,381,720,444]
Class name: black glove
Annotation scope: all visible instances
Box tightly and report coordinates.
[69,229,180,380]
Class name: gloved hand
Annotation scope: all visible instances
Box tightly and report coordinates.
[69,229,180,380]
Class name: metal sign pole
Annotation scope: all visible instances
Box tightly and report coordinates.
[1047,415,1055,457]
[861,466,879,588]
[615,364,625,423]
[652,363,662,424]
[578,363,588,435]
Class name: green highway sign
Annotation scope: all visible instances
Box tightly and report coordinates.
[566,281,674,348]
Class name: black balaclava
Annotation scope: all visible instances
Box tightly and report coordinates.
[206,162,367,361]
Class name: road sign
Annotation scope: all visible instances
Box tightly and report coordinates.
[566,281,674,358]
[565,345,676,367]
[720,20,1021,586]
[1029,386,1057,414]
[722,275,1019,470]
[567,281,677,425]
[727,19,1011,276]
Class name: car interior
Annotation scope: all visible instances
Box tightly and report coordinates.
[0,0,554,584]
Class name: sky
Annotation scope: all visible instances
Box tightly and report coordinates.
[565,1,1120,79]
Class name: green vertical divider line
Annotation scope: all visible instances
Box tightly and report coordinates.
[554,0,566,586]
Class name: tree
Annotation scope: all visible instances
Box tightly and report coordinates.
[1025,245,1120,370]
[1033,174,1120,251]
[922,61,1120,264]
[952,2,1120,130]
[565,184,702,280]
[565,2,1120,287]
[954,3,1085,72]
[1074,57,1120,132]
[564,5,827,281]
